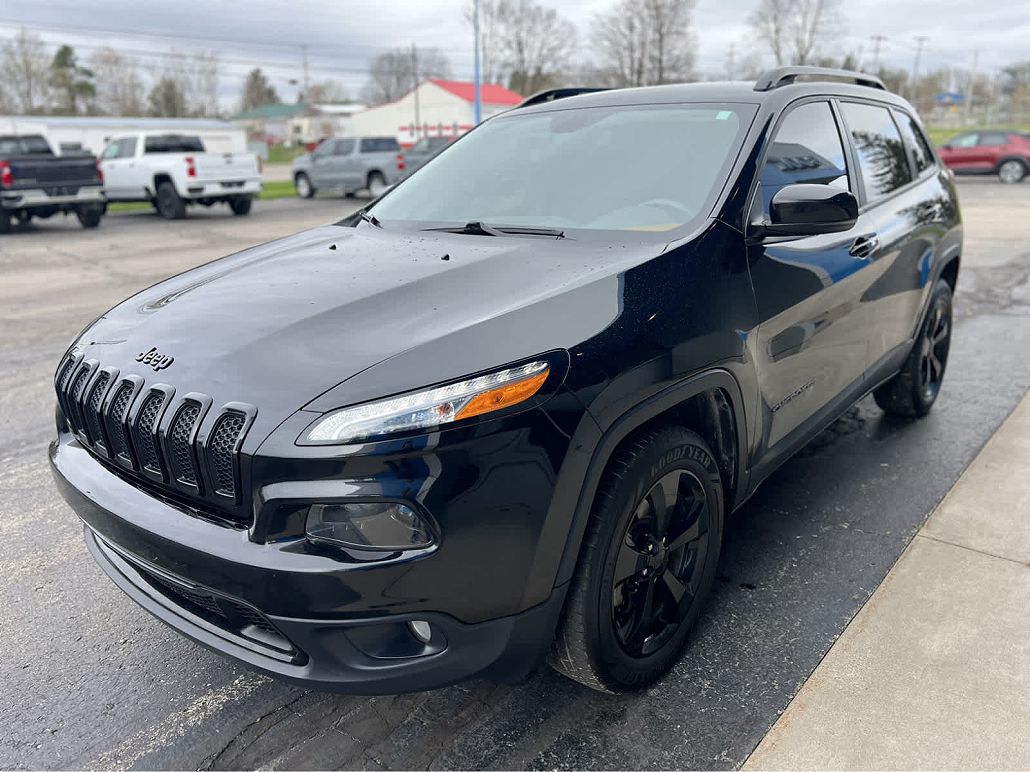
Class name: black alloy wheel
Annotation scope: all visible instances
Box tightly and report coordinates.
[874,278,953,417]
[918,294,951,404]
[612,469,711,657]
[550,426,724,692]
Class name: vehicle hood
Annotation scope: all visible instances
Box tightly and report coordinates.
[76,224,658,428]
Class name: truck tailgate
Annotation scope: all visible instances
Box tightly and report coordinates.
[8,154,101,190]
[194,153,260,183]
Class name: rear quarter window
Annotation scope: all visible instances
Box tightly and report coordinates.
[893,111,935,175]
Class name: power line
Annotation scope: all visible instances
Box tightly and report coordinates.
[0,16,474,57]
[869,34,887,71]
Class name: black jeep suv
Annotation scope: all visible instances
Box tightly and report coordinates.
[51,67,961,694]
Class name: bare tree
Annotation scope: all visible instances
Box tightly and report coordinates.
[185,52,220,117]
[305,80,350,104]
[91,48,146,116]
[593,0,695,87]
[360,47,451,105]
[472,0,578,94]
[749,0,839,66]
[1,28,51,114]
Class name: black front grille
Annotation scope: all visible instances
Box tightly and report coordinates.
[54,353,255,526]
[134,393,165,475]
[169,402,201,485]
[210,411,245,498]
[107,382,135,463]
[68,366,92,434]
[84,372,111,449]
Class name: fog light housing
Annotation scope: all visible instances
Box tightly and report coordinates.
[408,620,432,643]
[305,502,434,551]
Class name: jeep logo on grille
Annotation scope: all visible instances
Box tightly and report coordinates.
[136,347,174,371]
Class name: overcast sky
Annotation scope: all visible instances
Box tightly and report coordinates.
[1,0,1027,105]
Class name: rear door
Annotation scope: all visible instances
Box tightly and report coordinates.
[748,99,875,452]
[837,101,944,375]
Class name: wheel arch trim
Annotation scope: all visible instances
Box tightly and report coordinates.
[551,368,749,589]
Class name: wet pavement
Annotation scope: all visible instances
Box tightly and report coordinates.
[1,181,1028,769]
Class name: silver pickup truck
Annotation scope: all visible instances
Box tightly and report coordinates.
[292,137,403,199]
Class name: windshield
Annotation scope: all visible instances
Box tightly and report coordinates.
[370,102,755,234]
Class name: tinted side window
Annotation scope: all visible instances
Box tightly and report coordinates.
[758,101,849,216]
[894,112,934,175]
[119,137,137,158]
[360,138,400,153]
[978,132,1009,146]
[144,135,205,153]
[333,139,355,155]
[949,133,978,148]
[840,102,913,202]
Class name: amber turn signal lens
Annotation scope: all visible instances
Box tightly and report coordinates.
[454,368,549,420]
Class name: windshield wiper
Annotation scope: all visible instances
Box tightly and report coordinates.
[428,221,566,239]
[359,210,383,228]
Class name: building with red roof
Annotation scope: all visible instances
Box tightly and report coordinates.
[349,79,523,148]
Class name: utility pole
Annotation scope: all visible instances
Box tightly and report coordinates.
[911,36,928,105]
[473,0,482,125]
[300,44,309,103]
[964,48,979,125]
[411,43,421,140]
[870,35,887,72]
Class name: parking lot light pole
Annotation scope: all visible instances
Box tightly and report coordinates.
[473,0,482,124]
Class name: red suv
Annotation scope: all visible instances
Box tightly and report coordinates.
[937,130,1030,183]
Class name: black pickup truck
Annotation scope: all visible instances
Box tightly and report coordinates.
[0,134,106,233]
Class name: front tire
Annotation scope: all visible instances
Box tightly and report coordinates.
[366,171,386,199]
[76,204,103,229]
[550,426,724,693]
[874,279,953,417]
[155,181,186,220]
[998,159,1026,184]
[295,172,314,199]
[228,196,252,216]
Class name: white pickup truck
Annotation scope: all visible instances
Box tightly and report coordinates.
[99,133,262,219]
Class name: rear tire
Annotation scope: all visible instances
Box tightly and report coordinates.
[295,173,314,199]
[0,210,11,234]
[998,159,1026,184]
[229,196,252,216]
[874,279,953,417]
[76,204,103,229]
[549,426,724,693]
[155,181,186,220]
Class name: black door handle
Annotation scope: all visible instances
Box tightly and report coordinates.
[849,234,879,258]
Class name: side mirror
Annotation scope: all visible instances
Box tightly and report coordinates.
[760,184,859,237]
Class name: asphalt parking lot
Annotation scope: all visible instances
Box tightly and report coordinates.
[2,181,1029,770]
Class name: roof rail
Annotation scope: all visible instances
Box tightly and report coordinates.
[516,87,610,108]
[754,66,886,92]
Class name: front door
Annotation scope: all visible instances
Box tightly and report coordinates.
[748,99,876,455]
[100,137,142,199]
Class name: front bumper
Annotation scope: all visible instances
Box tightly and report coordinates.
[82,525,564,693]
[49,405,576,692]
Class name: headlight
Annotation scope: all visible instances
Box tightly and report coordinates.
[304,360,550,444]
